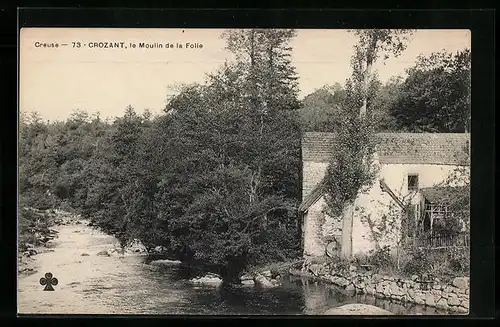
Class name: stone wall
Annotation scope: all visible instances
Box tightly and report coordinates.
[293,261,469,314]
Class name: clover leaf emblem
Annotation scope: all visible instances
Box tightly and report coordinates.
[40,272,58,291]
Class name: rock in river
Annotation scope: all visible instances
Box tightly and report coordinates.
[189,273,223,286]
[97,250,111,257]
[241,279,255,286]
[254,274,279,288]
[324,304,394,315]
[150,259,182,266]
[124,239,148,255]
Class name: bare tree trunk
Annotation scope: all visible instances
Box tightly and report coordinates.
[340,202,355,259]
[359,59,373,119]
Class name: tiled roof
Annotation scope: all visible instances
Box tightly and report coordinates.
[420,186,469,204]
[298,179,327,212]
[301,132,337,162]
[302,132,470,165]
[376,133,470,165]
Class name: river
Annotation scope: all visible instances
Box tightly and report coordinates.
[17,220,444,315]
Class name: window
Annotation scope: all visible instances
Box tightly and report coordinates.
[408,174,419,191]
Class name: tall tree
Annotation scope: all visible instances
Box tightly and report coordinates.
[147,29,302,280]
[349,29,414,119]
[370,76,404,132]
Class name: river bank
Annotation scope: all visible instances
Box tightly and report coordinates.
[18,208,86,276]
[18,214,448,315]
[289,257,469,314]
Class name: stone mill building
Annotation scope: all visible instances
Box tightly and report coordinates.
[298,132,470,259]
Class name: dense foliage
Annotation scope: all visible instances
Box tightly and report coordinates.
[19,29,302,281]
[299,49,471,133]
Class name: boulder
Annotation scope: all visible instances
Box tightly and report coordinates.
[414,293,425,305]
[407,288,415,300]
[124,239,148,255]
[323,304,393,315]
[436,298,449,310]
[339,277,351,288]
[425,294,435,307]
[452,277,469,290]
[151,246,169,254]
[345,284,355,292]
[388,283,404,297]
[448,293,461,306]
[241,279,255,286]
[255,274,278,288]
[97,250,110,257]
[431,289,442,296]
[365,285,376,296]
[23,248,37,257]
[356,282,366,291]
[383,286,392,298]
[81,253,90,256]
[107,248,125,256]
[240,273,254,281]
[189,273,223,286]
[260,270,272,278]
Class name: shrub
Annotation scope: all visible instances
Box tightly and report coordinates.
[401,247,470,282]
[368,245,393,269]
[446,247,470,276]
[326,253,351,274]
[401,247,435,276]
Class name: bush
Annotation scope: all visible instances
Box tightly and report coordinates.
[326,253,351,274]
[401,247,470,282]
[401,247,435,276]
[368,245,393,269]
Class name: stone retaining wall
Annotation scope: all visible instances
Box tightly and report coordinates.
[291,262,469,314]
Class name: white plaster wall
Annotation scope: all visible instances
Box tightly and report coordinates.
[351,162,470,256]
[303,198,327,257]
[301,156,470,258]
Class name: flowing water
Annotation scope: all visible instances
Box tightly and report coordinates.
[17,221,445,315]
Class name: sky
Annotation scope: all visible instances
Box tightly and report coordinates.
[20,28,470,122]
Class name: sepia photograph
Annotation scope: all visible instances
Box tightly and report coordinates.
[18,28,471,315]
